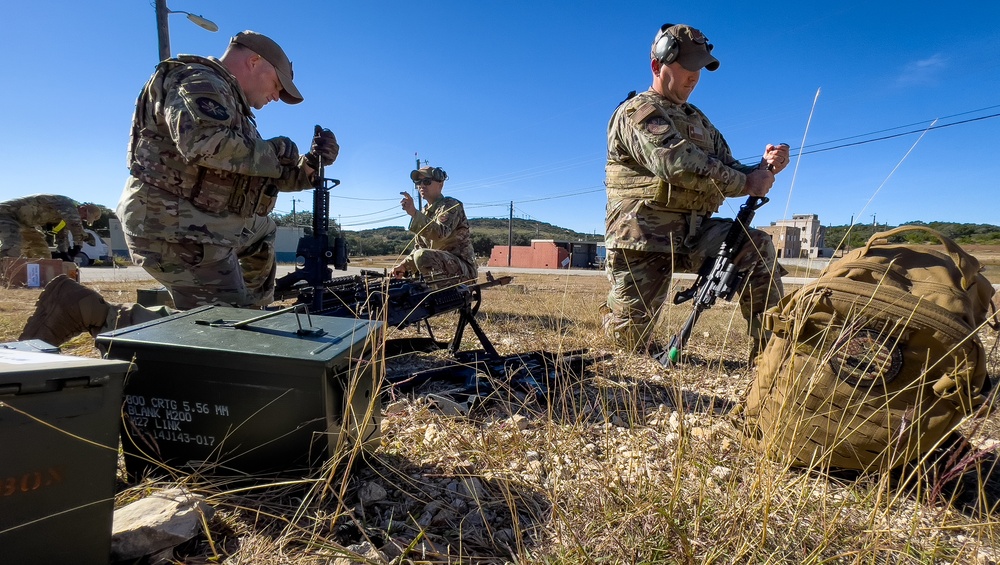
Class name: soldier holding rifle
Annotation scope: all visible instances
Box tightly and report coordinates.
[603,22,790,361]
[21,31,338,346]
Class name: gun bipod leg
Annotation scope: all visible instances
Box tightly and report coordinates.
[421,319,437,343]
[450,305,499,358]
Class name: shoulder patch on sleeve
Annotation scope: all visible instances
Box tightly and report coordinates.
[194,97,230,121]
[627,102,658,126]
[183,81,218,94]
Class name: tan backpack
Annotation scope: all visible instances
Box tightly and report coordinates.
[740,226,997,472]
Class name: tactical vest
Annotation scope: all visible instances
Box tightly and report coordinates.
[127,55,277,218]
[606,92,727,215]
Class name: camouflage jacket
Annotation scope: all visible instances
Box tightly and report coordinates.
[408,196,476,267]
[0,194,86,248]
[118,55,312,246]
[604,88,758,252]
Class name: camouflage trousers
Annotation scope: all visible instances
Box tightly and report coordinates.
[604,217,787,352]
[0,217,52,259]
[125,215,277,310]
[400,248,478,283]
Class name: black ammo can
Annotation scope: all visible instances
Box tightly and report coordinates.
[97,305,383,477]
[0,346,129,565]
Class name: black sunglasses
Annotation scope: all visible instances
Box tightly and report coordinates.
[415,179,436,186]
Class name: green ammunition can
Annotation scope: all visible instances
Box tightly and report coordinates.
[97,305,383,477]
[0,348,129,565]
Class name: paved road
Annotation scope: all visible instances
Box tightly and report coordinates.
[80,264,818,287]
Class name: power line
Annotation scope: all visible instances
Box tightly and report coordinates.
[799,104,1000,150]
[736,108,1000,162]
[794,113,1000,157]
[330,194,398,202]
[466,186,605,208]
[341,213,408,228]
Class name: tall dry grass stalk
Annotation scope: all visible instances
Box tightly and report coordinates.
[2,270,999,563]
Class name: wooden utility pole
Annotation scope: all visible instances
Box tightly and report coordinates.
[155,0,171,61]
[507,201,513,267]
[291,197,303,234]
[414,153,424,209]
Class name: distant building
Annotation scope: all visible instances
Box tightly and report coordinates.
[106,218,131,261]
[767,214,834,258]
[276,226,304,263]
[759,225,801,259]
[488,239,604,269]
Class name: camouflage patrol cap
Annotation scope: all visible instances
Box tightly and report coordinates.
[231,30,303,104]
[653,24,720,72]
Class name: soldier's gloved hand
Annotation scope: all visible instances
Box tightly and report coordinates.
[267,136,300,166]
[304,126,339,169]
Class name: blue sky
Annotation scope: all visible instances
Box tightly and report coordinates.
[2,1,997,235]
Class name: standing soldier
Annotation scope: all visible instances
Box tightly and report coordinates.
[392,166,478,283]
[603,23,791,360]
[0,195,101,259]
[19,30,339,347]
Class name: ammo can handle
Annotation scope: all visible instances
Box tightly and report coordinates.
[230,305,302,328]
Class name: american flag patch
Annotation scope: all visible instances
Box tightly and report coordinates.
[688,125,706,142]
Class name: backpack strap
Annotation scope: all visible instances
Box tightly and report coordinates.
[864,226,981,291]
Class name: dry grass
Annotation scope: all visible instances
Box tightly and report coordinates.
[4,267,1000,564]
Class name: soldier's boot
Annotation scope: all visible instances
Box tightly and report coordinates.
[602,309,656,355]
[19,275,115,346]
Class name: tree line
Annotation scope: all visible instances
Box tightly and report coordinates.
[269,212,602,257]
[271,209,1000,258]
[824,221,1000,250]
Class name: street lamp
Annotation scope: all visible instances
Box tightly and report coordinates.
[155,0,218,61]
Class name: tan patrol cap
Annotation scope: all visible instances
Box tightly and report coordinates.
[231,30,303,104]
[653,24,720,72]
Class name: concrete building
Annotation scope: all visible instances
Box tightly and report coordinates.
[768,214,835,258]
[488,240,604,269]
[759,225,801,259]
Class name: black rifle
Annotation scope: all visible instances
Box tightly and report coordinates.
[273,154,348,312]
[654,194,769,366]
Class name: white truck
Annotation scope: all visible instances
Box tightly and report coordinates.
[63,228,111,266]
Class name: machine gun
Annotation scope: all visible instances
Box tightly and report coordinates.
[300,270,512,356]
[654,194,769,366]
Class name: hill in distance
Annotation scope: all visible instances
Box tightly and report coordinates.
[346,218,603,243]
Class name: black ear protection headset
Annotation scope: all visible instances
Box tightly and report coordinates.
[410,167,449,183]
[651,23,679,65]
[427,167,448,182]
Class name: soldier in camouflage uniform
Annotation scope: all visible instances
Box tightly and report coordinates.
[603,23,791,357]
[0,195,101,259]
[117,30,339,310]
[20,31,340,347]
[392,166,478,283]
